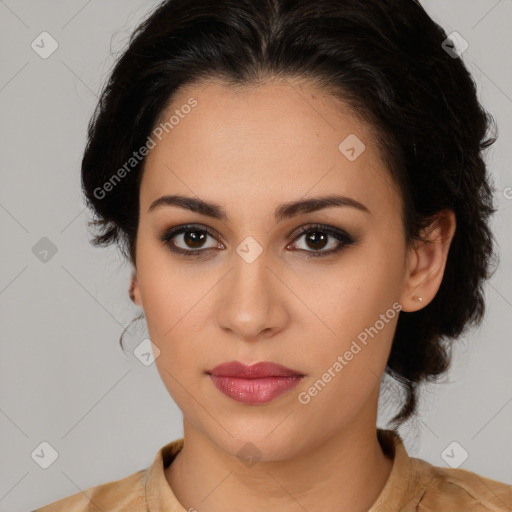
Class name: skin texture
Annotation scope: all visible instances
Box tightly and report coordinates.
[131,78,456,512]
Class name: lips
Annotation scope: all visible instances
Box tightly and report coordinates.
[208,361,304,378]
[207,361,305,405]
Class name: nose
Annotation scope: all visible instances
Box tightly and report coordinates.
[215,242,290,342]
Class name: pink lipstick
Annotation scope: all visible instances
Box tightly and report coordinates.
[207,361,304,405]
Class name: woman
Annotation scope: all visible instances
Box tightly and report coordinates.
[34,0,512,510]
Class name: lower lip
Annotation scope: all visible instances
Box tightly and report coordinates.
[208,375,303,404]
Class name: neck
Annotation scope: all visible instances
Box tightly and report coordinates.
[165,402,394,512]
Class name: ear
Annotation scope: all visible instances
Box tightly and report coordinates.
[129,269,142,306]
[399,209,456,312]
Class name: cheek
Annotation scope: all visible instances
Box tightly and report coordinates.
[292,250,400,340]
[295,298,398,433]
[135,254,199,388]
[136,246,213,359]
[136,239,198,334]
[291,250,402,391]
[140,276,208,366]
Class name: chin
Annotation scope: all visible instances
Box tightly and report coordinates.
[206,421,308,464]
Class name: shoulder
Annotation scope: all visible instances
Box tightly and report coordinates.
[32,468,147,512]
[375,429,512,512]
[409,456,512,511]
[32,438,185,512]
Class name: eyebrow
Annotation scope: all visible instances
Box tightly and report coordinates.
[148,193,371,221]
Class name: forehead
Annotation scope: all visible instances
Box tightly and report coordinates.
[140,78,401,221]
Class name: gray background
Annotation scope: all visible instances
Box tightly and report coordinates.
[0,1,511,510]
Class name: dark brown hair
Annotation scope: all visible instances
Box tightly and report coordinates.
[81,0,499,428]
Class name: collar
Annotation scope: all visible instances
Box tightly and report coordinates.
[369,429,431,511]
[144,429,418,512]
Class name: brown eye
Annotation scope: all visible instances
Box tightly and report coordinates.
[303,231,329,251]
[181,229,208,249]
[289,224,355,258]
[159,223,355,259]
[159,225,222,256]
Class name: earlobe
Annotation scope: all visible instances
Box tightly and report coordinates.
[399,209,456,312]
[129,270,142,306]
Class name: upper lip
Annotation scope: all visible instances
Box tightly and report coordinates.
[208,361,304,378]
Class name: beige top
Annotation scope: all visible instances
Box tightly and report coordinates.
[34,429,512,511]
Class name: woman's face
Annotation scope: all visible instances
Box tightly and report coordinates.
[132,78,415,459]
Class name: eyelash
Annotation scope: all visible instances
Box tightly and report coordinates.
[158,223,355,259]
